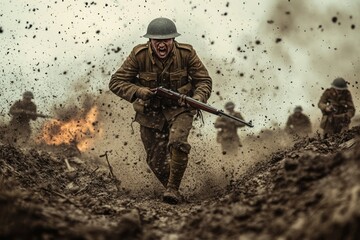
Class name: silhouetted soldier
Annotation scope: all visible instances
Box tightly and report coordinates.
[7,91,39,145]
[285,106,312,138]
[214,102,245,155]
[318,78,355,137]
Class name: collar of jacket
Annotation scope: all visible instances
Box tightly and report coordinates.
[147,40,177,65]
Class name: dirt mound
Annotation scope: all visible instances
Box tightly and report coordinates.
[1,127,360,239]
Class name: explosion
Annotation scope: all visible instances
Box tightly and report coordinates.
[37,105,101,152]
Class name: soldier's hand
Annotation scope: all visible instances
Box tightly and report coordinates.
[178,94,202,107]
[192,94,203,103]
[178,94,188,106]
[136,87,155,100]
[334,113,350,122]
[325,106,333,113]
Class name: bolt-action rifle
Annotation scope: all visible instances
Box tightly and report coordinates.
[26,111,52,118]
[152,87,254,128]
[12,110,52,118]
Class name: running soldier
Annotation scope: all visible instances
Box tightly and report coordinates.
[109,17,212,204]
[7,91,39,145]
[214,101,245,155]
[285,106,312,138]
[318,78,355,137]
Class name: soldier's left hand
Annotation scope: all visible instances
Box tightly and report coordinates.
[192,95,202,102]
[178,94,188,106]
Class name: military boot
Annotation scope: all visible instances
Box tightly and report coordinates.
[163,148,188,204]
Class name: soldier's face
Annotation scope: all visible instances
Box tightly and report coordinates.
[225,107,234,112]
[150,38,174,59]
[23,96,32,103]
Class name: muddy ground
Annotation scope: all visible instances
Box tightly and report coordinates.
[1,126,360,240]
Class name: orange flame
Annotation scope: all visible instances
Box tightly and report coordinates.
[38,106,101,152]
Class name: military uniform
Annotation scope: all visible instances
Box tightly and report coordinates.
[285,112,312,137]
[109,41,212,190]
[318,87,355,136]
[8,99,37,144]
[214,111,245,154]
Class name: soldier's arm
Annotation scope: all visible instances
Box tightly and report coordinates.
[345,91,356,118]
[318,89,330,113]
[29,104,37,120]
[285,116,292,128]
[187,48,212,103]
[234,112,246,128]
[109,48,141,103]
[214,117,226,128]
[285,116,294,132]
[9,101,22,115]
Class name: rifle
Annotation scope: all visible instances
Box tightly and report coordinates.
[36,113,52,118]
[152,87,254,128]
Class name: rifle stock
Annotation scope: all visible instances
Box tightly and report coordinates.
[152,87,254,128]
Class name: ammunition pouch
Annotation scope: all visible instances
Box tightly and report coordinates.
[132,99,166,130]
[133,99,150,114]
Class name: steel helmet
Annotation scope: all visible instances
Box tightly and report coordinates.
[143,17,181,39]
[331,77,348,90]
[23,91,34,99]
[225,101,235,110]
[294,106,303,112]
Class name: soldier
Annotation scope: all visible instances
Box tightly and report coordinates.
[109,17,212,204]
[7,91,39,145]
[214,102,245,155]
[285,106,312,138]
[318,77,355,137]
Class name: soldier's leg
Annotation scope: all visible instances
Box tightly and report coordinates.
[19,127,31,145]
[163,111,195,204]
[323,123,335,138]
[222,139,235,155]
[140,125,170,187]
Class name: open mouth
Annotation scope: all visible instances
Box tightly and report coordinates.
[157,47,167,57]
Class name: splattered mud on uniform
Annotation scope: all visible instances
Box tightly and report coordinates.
[109,41,212,194]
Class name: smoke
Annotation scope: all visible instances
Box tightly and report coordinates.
[255,0,360,126]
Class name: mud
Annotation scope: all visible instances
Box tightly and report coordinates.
[1,124,359,239]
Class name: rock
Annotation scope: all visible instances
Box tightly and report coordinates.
[284,158,298,171]
[114,209,142,239]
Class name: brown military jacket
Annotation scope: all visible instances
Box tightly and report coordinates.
[318,88,355,129]
[109,41,212,130]
[214,111,245,142]
[285,113,312,135]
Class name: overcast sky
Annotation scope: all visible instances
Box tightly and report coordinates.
[1,0,359,132]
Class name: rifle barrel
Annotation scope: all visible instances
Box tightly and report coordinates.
[153,87,254,128]
[218,111,254,128]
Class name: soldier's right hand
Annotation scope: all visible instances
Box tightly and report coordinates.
[135,87,155,100]
[325,105,334,113]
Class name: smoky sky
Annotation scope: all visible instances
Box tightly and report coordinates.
[0,0,359,133]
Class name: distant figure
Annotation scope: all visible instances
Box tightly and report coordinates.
[215,101,245,155]
[7,91,39,145]
[285,106,312,137]
[318,77,356,137]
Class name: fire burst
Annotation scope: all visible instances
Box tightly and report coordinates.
[37,106,101,152]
